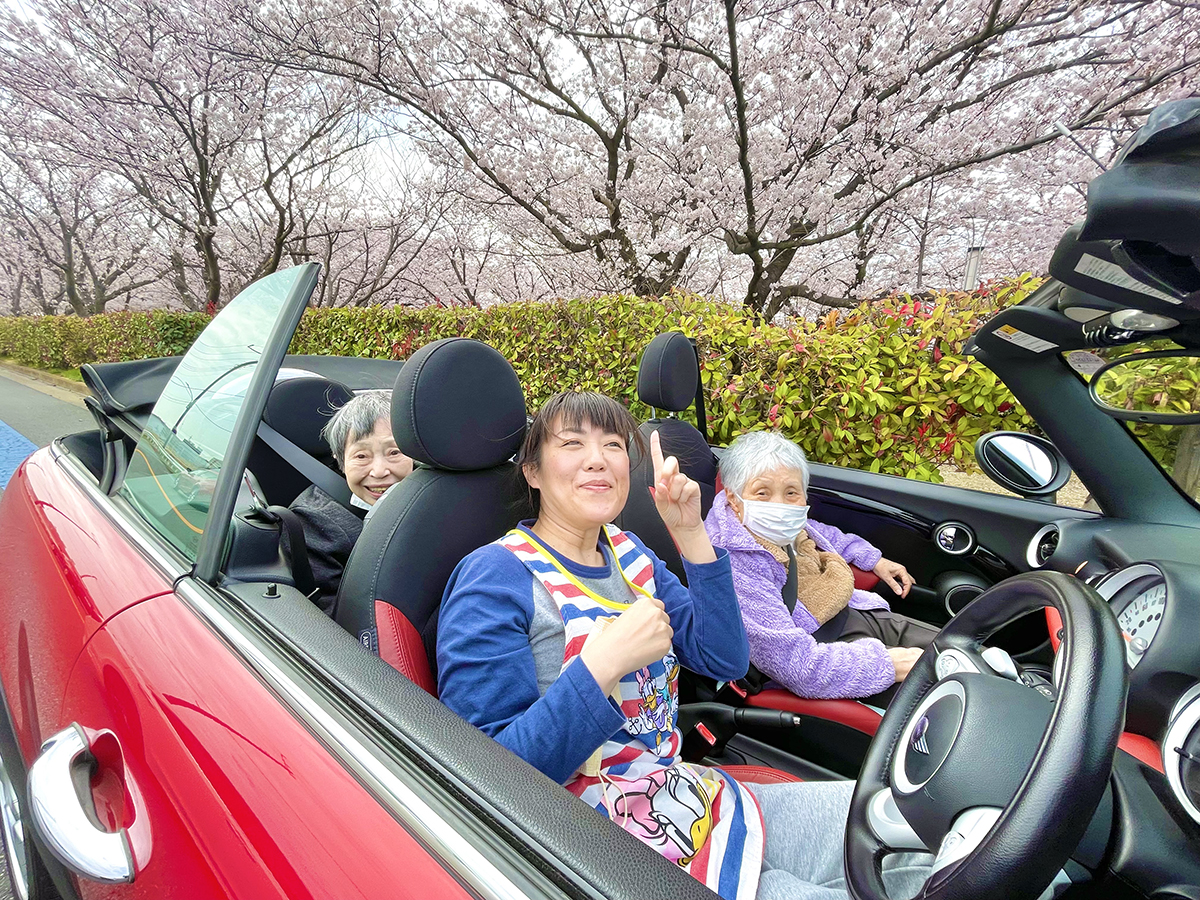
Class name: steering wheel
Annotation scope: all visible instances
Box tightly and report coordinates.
[845,571,1127,900]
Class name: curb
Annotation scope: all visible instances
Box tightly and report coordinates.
[0,360,89,396]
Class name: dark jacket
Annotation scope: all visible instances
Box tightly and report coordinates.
[289,485,364,615]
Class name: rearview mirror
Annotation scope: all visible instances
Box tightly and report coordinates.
[973,432,1072,501]
[1089,350,1200,425]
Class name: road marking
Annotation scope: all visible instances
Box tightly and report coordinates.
[0,419,37,489]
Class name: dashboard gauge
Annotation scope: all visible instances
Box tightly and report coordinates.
[1096,564,1167,669]
[1117,582,1167,667]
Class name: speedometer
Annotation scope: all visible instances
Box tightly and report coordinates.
[1117,582,1167,668]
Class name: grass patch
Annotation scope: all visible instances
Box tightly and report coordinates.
[0,356,83,382]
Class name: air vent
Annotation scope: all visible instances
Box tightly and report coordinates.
[1165,685,1200,826]
[1026,524,1060,569]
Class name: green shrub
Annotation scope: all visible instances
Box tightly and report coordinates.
[0,277,1042,480]
[0,310,209,367]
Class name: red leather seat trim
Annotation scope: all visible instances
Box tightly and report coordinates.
[1046,606,1064,652]
[746,690,882,735]
[1118,732,1163,772]
[376,601,437,696]
[851,566,879,591]
[721,765,803,785]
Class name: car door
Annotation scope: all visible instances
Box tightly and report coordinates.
[806,462,1097,642]
[52,589,470,900]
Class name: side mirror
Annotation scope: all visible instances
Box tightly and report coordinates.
[1088,349,1200,425]
[973,431,1072,502]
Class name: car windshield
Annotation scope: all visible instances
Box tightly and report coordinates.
[118,268,305,559]
[1066,341,1200,506]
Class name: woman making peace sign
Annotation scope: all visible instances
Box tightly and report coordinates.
[437,391,929,900]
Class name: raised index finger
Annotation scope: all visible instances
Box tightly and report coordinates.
[650,429,665,483]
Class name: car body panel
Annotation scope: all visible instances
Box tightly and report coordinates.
[59,590,471,900]
[0,451,174,758]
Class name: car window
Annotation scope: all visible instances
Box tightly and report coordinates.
[118,268,307,559]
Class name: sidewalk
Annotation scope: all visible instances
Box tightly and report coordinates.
[0,360,88,402]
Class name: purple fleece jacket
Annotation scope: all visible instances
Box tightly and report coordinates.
[704,490,896,699]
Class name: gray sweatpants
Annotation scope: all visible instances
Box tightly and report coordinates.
[744,780,932,900]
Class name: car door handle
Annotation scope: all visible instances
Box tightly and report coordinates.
[28,724,135,883]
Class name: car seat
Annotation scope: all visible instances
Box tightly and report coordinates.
[614,331,718,585]
[248,375,355,506]
[334,338,533,694]
[613,332,887,773]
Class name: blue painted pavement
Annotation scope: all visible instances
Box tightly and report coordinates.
[0,419,37,489]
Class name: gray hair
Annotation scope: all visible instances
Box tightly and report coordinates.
[719,431,811,497]
[322,390,393,470]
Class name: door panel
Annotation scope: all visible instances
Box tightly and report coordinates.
[55,593,471,900]
[0,452,174,760]
[807,463,1098,630]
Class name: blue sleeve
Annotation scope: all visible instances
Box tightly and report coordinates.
[625,534,750,681]
[436,545,626,785]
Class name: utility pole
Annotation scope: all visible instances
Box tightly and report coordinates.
[962,246,984,291]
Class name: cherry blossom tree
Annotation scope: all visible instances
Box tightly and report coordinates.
[0,139,161,316]
[0,0,379,310]
[253,0,1200,314]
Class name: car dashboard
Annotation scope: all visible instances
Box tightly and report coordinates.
[1033,516,1200,854]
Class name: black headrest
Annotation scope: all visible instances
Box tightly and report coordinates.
[637,332,698,413]
[392,338,527,471]
[263,376,355,457]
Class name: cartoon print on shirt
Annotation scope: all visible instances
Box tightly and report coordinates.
[627,656,680,744]
[607,765,720,865]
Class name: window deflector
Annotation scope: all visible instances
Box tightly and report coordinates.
[191,263,320,581]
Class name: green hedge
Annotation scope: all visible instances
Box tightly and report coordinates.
[0,310,210,369]
[0,278,1042,480]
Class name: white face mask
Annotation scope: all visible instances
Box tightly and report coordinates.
[737,495,809,546]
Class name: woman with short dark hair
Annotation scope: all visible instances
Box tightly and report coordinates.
[290,390,413,612]
[437,392,929,900]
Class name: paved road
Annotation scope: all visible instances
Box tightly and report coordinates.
[0,369,93,899]
[0,369,93,490]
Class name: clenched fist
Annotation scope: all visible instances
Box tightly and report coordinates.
[580,596,674,695]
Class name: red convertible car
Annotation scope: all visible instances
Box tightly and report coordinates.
[2,103,1200,900]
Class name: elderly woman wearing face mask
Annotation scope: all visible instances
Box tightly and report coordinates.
[704,432,937,702]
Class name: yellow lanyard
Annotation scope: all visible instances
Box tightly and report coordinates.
[509,528,655,611]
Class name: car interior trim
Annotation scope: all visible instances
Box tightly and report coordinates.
[172,578,540,900]
[807,485,933,535]
[866,789,926,852]
[1026,523,1061,569]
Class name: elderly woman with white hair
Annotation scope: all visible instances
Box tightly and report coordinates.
[290,389,413,614]
[704,431,936,701]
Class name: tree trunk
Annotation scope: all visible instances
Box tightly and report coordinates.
[1171,424,1200,500]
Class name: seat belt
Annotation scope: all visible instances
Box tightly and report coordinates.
[256,420,353,509]
[266,505,318,600]
[782,544,798,612]
[732,543,845,696]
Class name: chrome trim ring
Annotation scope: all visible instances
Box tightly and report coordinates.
[1095,563,1163,600]
[892,680,967,795]
[933,522,975,556]
[1164,684,1200,826]
[1025,523,1059,569]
